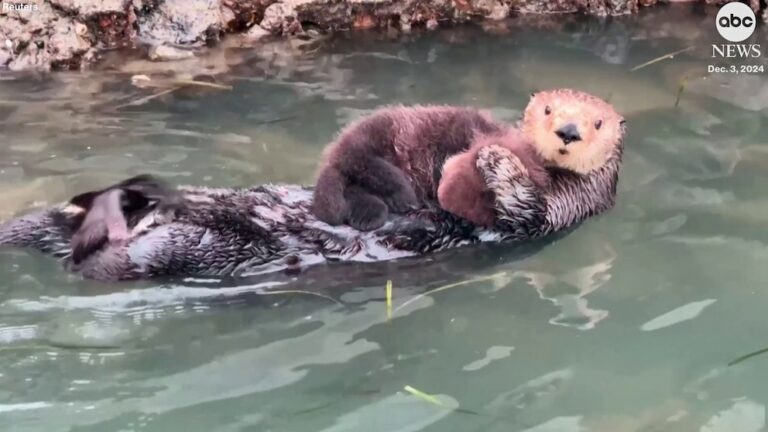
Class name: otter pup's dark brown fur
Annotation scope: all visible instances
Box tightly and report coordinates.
[437,129,550,227]
[311,106,503,230]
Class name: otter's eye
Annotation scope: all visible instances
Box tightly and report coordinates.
[544,106,551,115]
[594,119,603,130]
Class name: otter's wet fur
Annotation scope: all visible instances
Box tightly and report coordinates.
[438,89,625,227]
[0,181,477,281]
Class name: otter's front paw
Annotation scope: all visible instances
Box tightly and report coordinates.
[476,145,529,182]
[344,187,389,231]
[311,195,350,226]
[348,201,388,231]
[383,187,420,214]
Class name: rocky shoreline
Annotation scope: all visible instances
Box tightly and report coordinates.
[0,0,755,71]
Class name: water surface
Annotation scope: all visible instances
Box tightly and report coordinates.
[2,5,768,431]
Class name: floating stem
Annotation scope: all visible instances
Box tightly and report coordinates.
[393,272,506,314]
[630,46,695,72]
[115,87,179,109]
[261,289,343,306]
[172,79,233,90]
[728,347,768,366]
[403,385,446,407]
[674,68,709,108]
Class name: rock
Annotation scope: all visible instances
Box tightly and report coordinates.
[514,0,638,15]
[221,0,275,31]
[245,24,272,41]
[0,0,744,71]
[400,14,412,32]
[260,1,294,33]
[49,0,126,14]
[0,2,92,71]
[0,42,10,66]
[8,43,46,72]
[135,0,224,45]
[353,14,378,30]
[488,2,510,20]
[130,74,153,87]
[148,44,195,61]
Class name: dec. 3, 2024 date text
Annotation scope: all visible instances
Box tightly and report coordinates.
[708,64,765,74]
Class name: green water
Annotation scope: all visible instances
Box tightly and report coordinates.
[2,5,768,431]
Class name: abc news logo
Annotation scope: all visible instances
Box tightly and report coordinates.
[713,2,760,58]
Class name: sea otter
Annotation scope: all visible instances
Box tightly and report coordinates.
[0,90,624,281]
[438,89,625,227]
[311,89,624,231]
[0,139,622,282]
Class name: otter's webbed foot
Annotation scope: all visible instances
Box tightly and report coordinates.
[312,157,419,231]
[476,145,547,238]
[382,186,419,214]
[344,186,389,231]
[355,156,420,215]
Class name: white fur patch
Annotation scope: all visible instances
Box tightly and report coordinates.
[184,194,215,204]
[128,226,171,268]
[61,204,85,215]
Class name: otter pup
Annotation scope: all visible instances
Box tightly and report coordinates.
[437,128,549,227]
[311,105,505,231]
[69,175,180,264]
[438,89,624,227]
[311,89,622,231]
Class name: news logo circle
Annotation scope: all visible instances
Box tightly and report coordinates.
[716,2,756,43]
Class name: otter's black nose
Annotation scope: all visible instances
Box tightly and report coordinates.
[555,123,581,145]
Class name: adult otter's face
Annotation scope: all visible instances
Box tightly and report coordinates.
[522,89,625,174]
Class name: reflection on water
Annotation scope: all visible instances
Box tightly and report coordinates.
[2,5,768,432]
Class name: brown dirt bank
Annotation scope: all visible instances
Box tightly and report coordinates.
[0,0,755,72]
